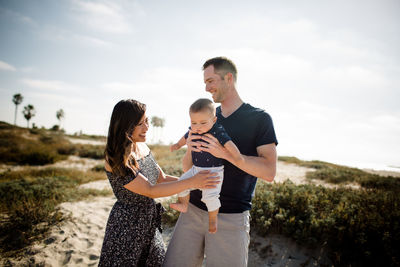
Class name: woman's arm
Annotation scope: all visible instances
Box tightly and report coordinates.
[156,165,179,183]
[123,170,219,199]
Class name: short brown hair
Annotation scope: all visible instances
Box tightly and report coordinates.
[203,56,237,82]
[189,98,215,115]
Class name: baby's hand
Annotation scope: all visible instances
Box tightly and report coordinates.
[170,143,180,152]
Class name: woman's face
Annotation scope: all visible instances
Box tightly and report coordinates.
[131,113,149,142]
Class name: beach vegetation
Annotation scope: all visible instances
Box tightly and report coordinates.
[1,127,399,266]
[0,121,105,166]
[279,156,400,191]
[252,180,400,267]
[0,167,108,254]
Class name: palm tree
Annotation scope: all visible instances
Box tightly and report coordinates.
[56,109,65,129]
[12,93,23,125]
[22,104,36,128]
[151,116,165,143]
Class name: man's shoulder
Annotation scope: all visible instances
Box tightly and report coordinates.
[240,103,271,118]
[242,103,264,112]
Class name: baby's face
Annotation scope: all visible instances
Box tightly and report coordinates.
[189,110,216,134]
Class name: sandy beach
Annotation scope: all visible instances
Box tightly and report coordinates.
[1,159,341,267]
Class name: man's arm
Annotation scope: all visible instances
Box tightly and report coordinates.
[237,144,276,182]
[198,134,277,182]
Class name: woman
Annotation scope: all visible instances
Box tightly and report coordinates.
[99,99,218,266]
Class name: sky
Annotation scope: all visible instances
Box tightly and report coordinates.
[0,0,399,170]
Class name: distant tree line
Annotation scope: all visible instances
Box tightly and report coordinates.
[12,93,65,130]
[12,93,165,138]
[151,116,165,143]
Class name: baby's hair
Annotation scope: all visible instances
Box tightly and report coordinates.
[190,98,215,115]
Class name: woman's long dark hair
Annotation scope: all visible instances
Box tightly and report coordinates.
[105,99,146,176]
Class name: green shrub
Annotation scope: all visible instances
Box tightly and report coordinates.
[161,197,180,226]
[56,144,77,155]
[0,127,69,165]
[0,177,74,251]
[19,147,62,165]
[0,145,65,165]
[252,181,400,266]
[279,156,400,191]
[150,145,185,176]
[0,167,108,253]
[75,144,105,159]
[0,167,106,184]
[307,166,400,191]
[0,122,106,165]
[92,164,105,172]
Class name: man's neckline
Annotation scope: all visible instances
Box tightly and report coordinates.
[218,103,245,119]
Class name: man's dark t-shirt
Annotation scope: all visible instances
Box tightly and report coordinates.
[189,103,278,213]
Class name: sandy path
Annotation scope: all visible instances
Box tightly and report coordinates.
[2,162,333,266]
[67,137,105,146]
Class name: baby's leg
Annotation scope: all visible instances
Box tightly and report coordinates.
[170,194,189,213]
[169,167,195,213]
[208,209,219,234]
[201,166,224,233]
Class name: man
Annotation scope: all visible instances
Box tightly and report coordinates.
[164,57,278,267]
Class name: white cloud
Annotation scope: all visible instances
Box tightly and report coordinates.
[0,60,16,71]
[20,67,36,73]
[72,0,132,34]
[22,79,76,92]
[0,7,36,26]
[37,23,114,48]
[73,34,113,47]
[103,82,134,93]
[21,79,92,101]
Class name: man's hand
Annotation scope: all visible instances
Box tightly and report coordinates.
[196,133,229,159]
[186,130,202,152]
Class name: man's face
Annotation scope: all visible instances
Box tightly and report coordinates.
[203,65,228,103]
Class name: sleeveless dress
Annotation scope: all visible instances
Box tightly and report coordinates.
[99,153,165,266]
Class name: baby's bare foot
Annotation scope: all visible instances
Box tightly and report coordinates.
[170,203,188,213]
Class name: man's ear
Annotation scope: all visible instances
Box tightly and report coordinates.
[224,72,234,84]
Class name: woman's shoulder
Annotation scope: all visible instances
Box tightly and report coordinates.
[137,142,151,158]
[104,159,112,172]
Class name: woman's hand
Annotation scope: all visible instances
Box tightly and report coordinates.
[190,170,220,189]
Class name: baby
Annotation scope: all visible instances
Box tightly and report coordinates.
[170,98,241,233]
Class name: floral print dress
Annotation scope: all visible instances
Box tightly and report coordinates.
[99,153,165,266]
